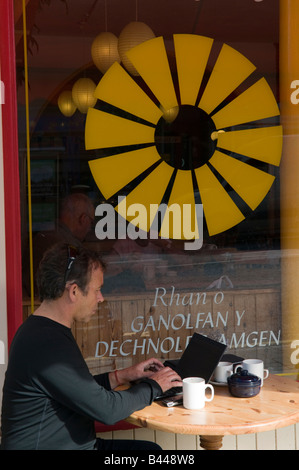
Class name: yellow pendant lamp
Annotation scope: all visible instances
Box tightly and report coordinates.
[57,90,77,117]
[161,105,179,123]
[118,21,155,76]
[91,31,121,74]
[72,78,97,114]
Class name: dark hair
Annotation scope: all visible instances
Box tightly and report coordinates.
[36,243,105,302]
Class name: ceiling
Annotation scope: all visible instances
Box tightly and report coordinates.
[16,0,279,42]
[14,0,280,105]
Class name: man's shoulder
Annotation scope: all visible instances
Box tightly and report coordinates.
[10,316,76,365]
[17,315,72,342]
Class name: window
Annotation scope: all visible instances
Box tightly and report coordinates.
[17,0,294,378]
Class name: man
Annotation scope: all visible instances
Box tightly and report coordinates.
[56,192,95,244]
[1,243,181,450]
[23,192,95,296]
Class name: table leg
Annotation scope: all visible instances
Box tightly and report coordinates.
[199,435,223,450]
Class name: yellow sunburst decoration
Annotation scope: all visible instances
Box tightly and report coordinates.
[85,34,282,238]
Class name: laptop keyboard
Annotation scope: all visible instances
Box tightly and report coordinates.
[155,386,183,400]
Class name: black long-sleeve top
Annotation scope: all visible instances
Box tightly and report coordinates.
[1,315,162,450]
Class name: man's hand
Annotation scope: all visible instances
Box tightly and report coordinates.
[109,358,181,391]
[149,367,182,392]
[110,358,164,388]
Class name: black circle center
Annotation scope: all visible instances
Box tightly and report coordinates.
[154,105,217,170]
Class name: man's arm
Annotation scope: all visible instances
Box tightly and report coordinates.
[108,357,182,391]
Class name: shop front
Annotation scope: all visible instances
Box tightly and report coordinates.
[1,0,299,450]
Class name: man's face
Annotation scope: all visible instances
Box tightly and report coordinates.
[75,210,94,242]
[74,266,104,323]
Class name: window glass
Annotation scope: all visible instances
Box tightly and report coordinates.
[17,0,289,378]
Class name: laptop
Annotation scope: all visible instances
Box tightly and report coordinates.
[155,332,227,401]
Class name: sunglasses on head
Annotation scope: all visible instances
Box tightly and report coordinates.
[64,245,79,284]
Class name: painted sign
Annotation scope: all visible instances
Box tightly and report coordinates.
[85,34,282,240]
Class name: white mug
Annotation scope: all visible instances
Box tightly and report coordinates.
[183,377,214,410]
[213,361,233,383]
[236,359,269,386]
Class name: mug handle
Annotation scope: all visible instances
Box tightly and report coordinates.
[264,369,269,379]
[204,384,214,402]
[234,364,242,373]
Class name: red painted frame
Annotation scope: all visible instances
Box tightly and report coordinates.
[0,0,23,347]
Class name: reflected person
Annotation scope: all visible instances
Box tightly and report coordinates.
[23,192,95,296]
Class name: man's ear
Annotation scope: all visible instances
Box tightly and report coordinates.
[78,213,86,226]
[67,283,79,302]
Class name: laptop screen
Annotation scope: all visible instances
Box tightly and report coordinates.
[176,332,227,382]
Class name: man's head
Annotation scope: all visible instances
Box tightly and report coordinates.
[59,193,95,241]
[37,243,105,303]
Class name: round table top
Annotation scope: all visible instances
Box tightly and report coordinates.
[127,374,299,436]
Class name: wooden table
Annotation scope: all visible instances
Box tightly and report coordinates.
[126,375,299,450]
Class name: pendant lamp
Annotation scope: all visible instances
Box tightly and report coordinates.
[118,21,155,75]
[161,106,179,123]
[57,90,77,117]
[72,78,97,114]
[91,31,121,74]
